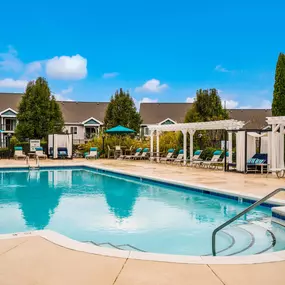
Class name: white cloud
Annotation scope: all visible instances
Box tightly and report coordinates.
[224,99,239,109]
[240,100,271,109]
[215,65,229,73]
[102,72,119,79]
[46,54,87,80]
[135,79,168,93]
[133,97,158,110]
[0,78,28,89]
[186,97,195,103]
[61,86,73,94]
[25,61,42,75]
[140,97,158,103]
[0,46,24,72]
[52,87,74,101]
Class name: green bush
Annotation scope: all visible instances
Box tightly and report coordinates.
[0,148,10,158]
[9,136,48,154]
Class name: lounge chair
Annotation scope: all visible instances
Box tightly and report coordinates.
[211,152,229,169]
[57,147,68,159]
[125,148,142,159]
[201,150,223,168]
[168,150,184,165]
[188,150,203,166]
[85,147,98,159]
[246,153,268,174]
[159,149,175,163]
[14,146,27,160]
[135,148,149,160]
[35,147,47,159]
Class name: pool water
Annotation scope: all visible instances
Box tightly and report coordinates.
[1,167,285,256]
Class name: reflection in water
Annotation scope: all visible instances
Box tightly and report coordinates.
[102,176,139,220]
[16,171,63,229]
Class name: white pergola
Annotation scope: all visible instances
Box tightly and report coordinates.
[148,119,245,165]
[266,116,285,170]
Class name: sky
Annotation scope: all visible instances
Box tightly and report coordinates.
[0,0,284,109]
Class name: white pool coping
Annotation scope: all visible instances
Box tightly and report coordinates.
[1,163,285,265]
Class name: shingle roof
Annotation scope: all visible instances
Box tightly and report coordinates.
[0,93,108,124]
[58,101,108,123]
[228,109,272,129]
[140,103,193,125]
[139,103,271,129]
[0,93,22,112]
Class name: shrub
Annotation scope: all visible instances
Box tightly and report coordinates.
[0,148,10,158]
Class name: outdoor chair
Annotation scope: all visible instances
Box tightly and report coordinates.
[85,147,98,159]
[246,153,268,174]
[168,150,184,165]
[159,149,175,163]
[125,148,142,159]
[57,147,68,159]
[14,146,27,160]
[135,148,149,160]
[188,150,203,166]
[107,145,115,158]
[201,150,223,168]
[210,152,229,170]
[35,147,47,159]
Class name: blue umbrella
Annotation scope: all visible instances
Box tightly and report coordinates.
[105,125,136,134]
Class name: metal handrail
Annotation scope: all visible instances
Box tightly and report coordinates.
[212,187,285,256]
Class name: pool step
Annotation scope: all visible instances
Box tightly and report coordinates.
[216,221,276,256]
[84,241,146,252]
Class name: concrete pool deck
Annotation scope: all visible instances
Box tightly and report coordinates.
[1,158,285,284]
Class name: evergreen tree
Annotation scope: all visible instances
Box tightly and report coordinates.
[184,89,228,148]
[272,53,285,116]
[15,77,64,140]
[104,88,142,132]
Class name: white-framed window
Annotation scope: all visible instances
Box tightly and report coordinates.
[70,127,78,134]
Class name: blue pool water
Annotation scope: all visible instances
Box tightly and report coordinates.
[1,167,285,256]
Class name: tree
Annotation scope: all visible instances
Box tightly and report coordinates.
[272,53,285,116]
[15,77,64,140]
[104,88,142,132]
[184,89,229,148]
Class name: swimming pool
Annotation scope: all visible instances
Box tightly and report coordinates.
[1,167,285,256]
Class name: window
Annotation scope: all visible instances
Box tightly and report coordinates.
[5,119,16,131]
[70,127,78,134]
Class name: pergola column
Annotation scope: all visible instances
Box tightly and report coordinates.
[182,130,187,165]
[280,124,284,168]
[150,130,154,159]
[271,124,276,170]
[189,130,195,161]
[156,131,160,163]
[228,131,233,163]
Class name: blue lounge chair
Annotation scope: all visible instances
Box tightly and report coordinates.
[58,147,68,159]
[246,153,268,173]
[85,147,98,159]
[159,149,175,163]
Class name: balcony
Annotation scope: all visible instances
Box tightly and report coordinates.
[0,123,16,132]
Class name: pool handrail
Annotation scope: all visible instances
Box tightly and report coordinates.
[212,187,285,256]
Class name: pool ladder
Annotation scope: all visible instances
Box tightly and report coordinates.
[26,156,40,170]
[212,187,285,256]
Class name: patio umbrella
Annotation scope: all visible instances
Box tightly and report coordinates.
[105,125,136,134]
[105,125,136,156]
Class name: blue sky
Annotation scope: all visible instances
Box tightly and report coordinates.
[0,0,284,109]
